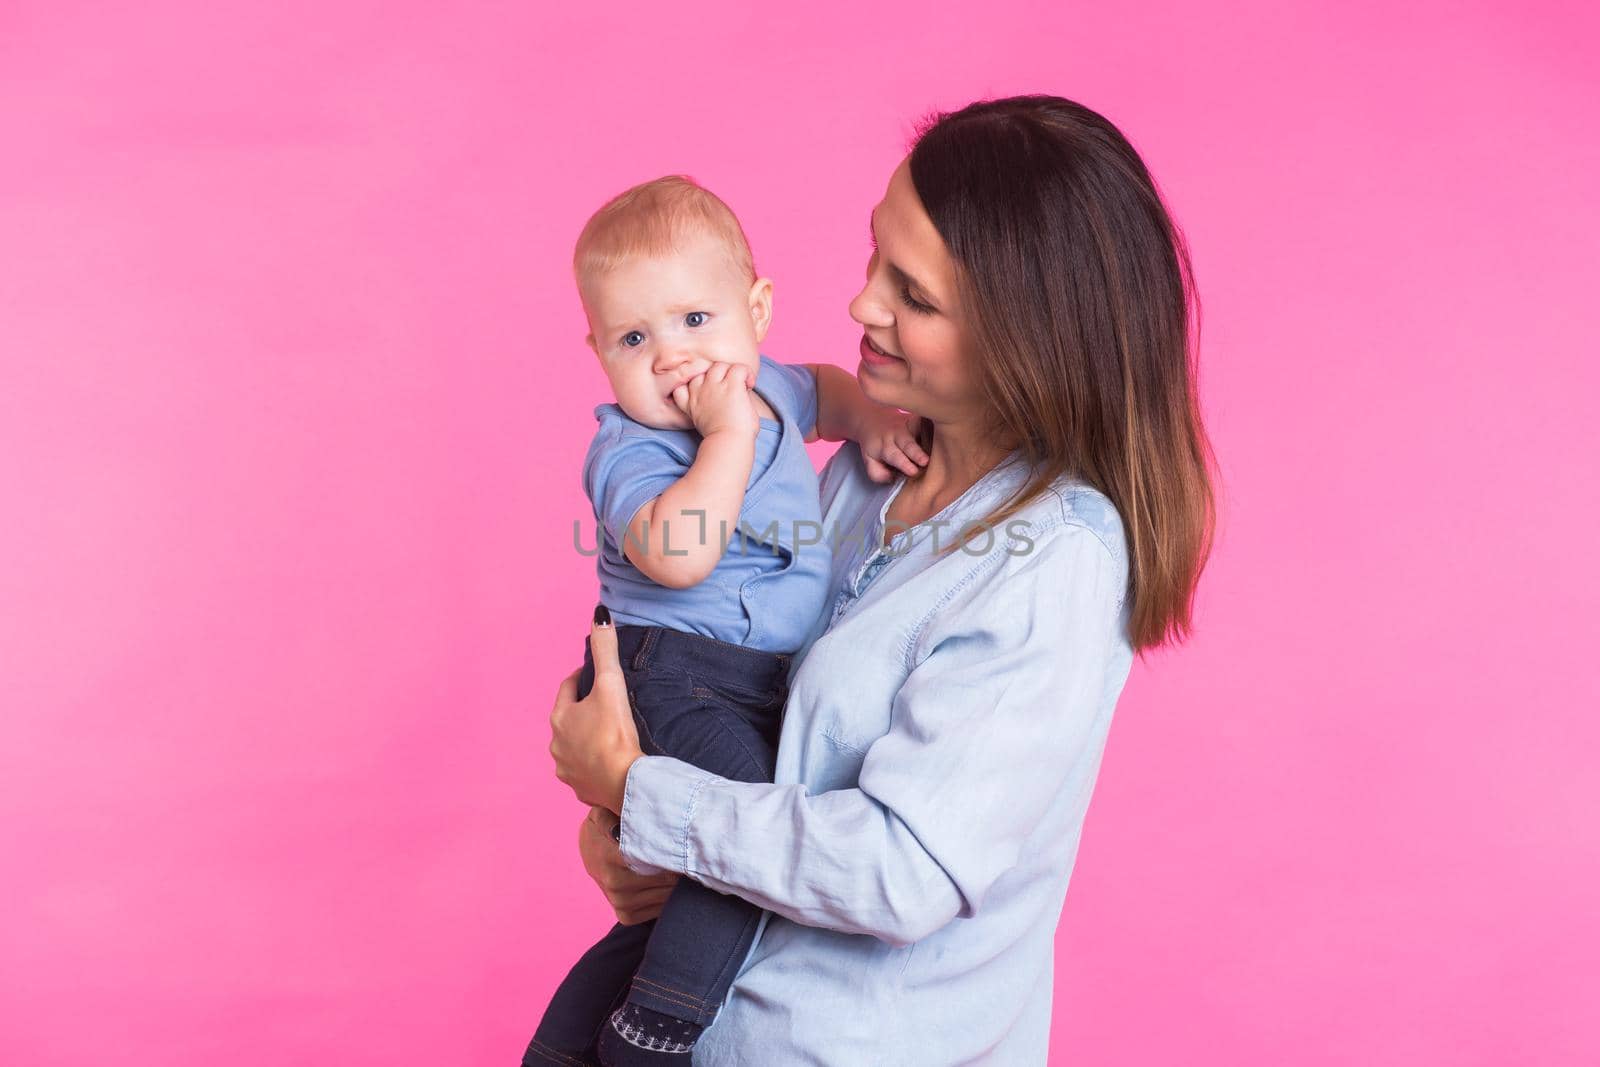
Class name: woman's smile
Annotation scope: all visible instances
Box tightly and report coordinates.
[859,332,903,368]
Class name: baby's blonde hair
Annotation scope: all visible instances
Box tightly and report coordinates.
[573,176,757,296]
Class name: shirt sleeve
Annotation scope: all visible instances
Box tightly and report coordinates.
[757,357,818,439]
[618,521,1128,946]
[582,416,691,548]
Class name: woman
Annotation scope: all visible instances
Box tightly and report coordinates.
[547,95,1215,1065]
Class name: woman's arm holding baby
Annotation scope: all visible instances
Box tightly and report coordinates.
[807,363,929,482]
[553,526,1126,943]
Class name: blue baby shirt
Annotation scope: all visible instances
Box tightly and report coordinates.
[581,355,831,655]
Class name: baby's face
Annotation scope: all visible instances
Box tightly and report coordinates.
[582,232,770,431]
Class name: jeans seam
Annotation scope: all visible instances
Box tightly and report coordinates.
[624,624,791,686]
[524,1038,589,1066]
[631,626,657,672]
[630,974,709,1010]
[690,686,784,719]
[689,681,786,713]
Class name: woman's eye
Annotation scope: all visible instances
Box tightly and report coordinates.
[621,331,645,348]
[684,312,708,328]
[899,285,934,315]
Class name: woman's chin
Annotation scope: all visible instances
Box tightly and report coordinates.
[856,364,897,405]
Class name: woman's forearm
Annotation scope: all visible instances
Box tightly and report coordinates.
[618,755,963,947]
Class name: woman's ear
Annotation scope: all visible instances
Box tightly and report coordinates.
[747,277,775,343]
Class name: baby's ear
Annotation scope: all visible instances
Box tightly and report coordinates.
[584,333,598,354]
[748,277,775,342]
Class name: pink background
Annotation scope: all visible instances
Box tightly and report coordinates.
[2,1,1596,1064]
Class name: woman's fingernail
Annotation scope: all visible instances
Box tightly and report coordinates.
[593,604,612,627]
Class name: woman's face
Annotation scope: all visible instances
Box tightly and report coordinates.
[849,158,986,427]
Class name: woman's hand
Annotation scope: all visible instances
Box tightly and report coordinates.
[549,609,645,814]
[578,806,680,925]
[855,407,928,484]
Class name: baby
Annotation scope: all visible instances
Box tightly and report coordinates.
[523,176,925,1067]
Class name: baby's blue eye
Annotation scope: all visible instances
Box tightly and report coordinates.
[684,312,708,327]
[621,331,645,348]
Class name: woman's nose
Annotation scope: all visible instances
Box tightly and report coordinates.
[848,282,892,329]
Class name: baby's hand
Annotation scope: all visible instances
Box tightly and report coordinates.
[671,362,758,438]
[857,406,928,483]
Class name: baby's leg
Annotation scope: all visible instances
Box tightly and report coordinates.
[525,632,654,1065]
[597,634,786,1065]
[525,920,651,1065]
[621,686,777,1026]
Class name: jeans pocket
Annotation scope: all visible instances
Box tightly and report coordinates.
[690,674,786,716]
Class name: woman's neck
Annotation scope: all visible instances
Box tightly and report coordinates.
[905,415,1016,510]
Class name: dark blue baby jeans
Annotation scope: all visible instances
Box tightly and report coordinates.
[523,623,789,1066]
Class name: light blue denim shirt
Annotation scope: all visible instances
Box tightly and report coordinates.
[618,441,1136,1066]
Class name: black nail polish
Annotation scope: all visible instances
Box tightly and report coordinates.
[593,603,612,627]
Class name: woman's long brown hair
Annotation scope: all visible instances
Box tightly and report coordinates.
[909,95,1217,652]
